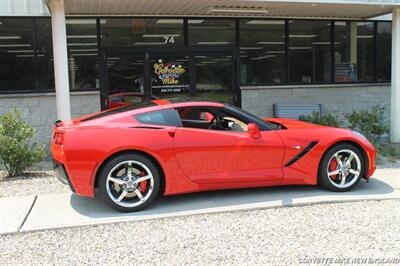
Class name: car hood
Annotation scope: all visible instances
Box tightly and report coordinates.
[263,117,328,129]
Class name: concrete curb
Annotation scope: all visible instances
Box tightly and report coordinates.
[1,173,399,235]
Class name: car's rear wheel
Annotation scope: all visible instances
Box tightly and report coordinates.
[98,153,160,212]
[318,143,364,192]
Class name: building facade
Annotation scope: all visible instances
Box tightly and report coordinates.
[0,0,399,145]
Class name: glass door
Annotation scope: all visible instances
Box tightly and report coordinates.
[195,54,234,103]
[101,49,237,110]
[149,54,191,101]
[104,54,147,109]
[149,52,235,103]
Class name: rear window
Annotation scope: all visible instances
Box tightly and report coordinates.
[134,109,182,127]
[81,102,156,122]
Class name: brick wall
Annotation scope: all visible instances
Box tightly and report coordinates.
[241,83,391,125]
[0,91,101,153]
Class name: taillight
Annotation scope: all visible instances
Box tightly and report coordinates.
[52,132,64,145]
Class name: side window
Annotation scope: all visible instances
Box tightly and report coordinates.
[176,106,249,132]
[177,107,216,130]
[134,109,182,126]
[218,109,249,132]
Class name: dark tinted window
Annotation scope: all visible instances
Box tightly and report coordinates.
[189,19,235,46]
[36,18,54,91]
[66,18,99,91]
[102,18,184,47]
[377,22,391,81]
[240,19,286,84]
[289,20,331,83]
[334,21,375,82]
[0,18,36,92]
[135,109,182,126]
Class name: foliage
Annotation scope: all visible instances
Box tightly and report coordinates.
[0,110,45,177]
[299,112,341,128]
[344,106,389,141]
[374,141,400,162]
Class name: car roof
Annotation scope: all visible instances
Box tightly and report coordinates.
[152,99,225,108]
[79,99,225,123]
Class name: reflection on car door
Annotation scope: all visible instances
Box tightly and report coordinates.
[173,127,285,184]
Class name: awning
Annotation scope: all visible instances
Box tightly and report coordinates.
[50,0,400,19]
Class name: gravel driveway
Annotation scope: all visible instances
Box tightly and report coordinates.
[0,171,69,198]
[1,200,399,265]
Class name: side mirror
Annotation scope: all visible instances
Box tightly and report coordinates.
[248,123,261,139]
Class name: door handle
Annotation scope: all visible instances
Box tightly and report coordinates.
[167,130,175,138]
[291,145,302,150]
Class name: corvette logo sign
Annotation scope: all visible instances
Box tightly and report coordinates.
[153,60,186,85]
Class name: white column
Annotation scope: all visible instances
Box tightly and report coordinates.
[50,0,71,121]
[391,8,400,143]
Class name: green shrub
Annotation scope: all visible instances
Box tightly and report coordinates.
[0,110,45,177]
[344,105,389,141]
[374,141,400,162]
[299,112,341,127]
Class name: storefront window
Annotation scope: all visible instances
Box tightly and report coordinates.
[357,22,375,81]
[377,22,391,81]
[0,18,36,92]
[189,19,235,46]
[101,18,184,47]
[66,18,99,91]
[289,20,331,83]
[239,19,286,84]
[334,21,375,82]
[35,18,54,91]
[195,55,233,102]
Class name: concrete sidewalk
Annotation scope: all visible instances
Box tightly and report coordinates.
[1,171,400,235]
[0,195,36,235]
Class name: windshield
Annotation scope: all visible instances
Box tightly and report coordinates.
[225,104,278,130]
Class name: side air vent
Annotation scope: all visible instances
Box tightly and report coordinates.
[284,141,318,167]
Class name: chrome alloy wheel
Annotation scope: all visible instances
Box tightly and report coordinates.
[326,149,362,189]
[106,160,154,208]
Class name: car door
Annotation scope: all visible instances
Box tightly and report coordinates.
[173,106,285,184]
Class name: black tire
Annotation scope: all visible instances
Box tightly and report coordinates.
[318,143,365,192]
[98,153,160,212]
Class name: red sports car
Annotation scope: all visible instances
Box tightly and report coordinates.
[52,100,376,212]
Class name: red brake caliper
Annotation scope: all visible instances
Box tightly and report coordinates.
[329,159,338,180]
[138,171,148,192]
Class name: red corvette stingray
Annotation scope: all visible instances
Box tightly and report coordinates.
[52,100,376,212]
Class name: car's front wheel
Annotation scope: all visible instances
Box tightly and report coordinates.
[318,143,364,192]
[98,153,160,212]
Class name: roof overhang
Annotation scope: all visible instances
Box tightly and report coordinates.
[48,0,400,20]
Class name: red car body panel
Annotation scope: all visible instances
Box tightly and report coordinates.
[107,92,146,109]
[51,101,376,198]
